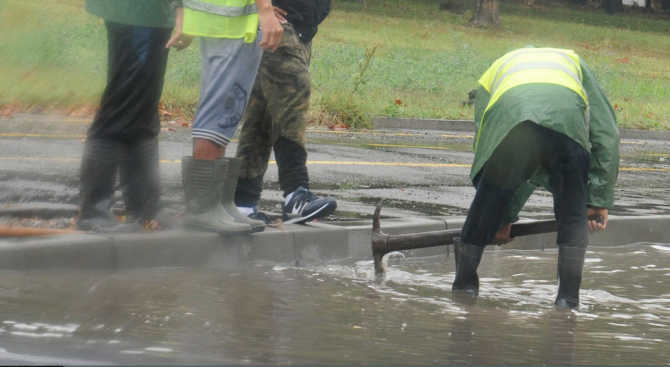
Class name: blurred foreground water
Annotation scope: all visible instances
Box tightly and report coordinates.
[0,243,669,365]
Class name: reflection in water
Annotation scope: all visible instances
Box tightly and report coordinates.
[0,243,669,365]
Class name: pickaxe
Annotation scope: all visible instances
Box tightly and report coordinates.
[372,199,603,278]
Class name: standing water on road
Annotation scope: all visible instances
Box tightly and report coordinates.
[0,243,669,365]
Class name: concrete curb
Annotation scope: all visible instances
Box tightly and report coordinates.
[0,215,667,272]
[372,117,670,141]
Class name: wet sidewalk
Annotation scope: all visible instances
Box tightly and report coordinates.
[1,114,669,271]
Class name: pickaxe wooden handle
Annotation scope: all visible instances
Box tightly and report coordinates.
[372,199,603,278]
[0,224,83,237]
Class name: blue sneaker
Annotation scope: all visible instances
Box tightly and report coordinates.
[281,187,337,224]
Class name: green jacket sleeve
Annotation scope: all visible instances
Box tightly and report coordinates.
[473,85,490,153]
[581,60,620,209]
[171,0,183,8]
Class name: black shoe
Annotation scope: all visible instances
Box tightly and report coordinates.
[281,187,337,224]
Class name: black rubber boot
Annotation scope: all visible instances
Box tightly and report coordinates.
[119,137,160,224]
[181,156,251,235]
[555,246,586,309]
[452,237,485,295]
[219,157,265,233]
[77,139,140,232]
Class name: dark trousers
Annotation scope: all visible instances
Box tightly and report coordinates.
[79,22,171,221]
[461,121,591,248]
[87,22,172,142]
[234,24,312,207]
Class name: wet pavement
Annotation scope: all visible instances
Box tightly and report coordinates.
[0,243,669,364]
[1,115,669,221]
[1,116,670,365]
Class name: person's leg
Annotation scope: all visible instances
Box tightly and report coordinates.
[543,127,591,308]
[182,36,263,234]
[234,72,273,212]
[454,121,544,294]
[260,25,336,223]
[79,21,156,232]
[117,26,173,224]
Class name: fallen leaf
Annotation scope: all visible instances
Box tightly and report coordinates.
[616,56,630,64]
[395,99,403,106]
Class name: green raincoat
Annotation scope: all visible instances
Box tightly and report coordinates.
[472,57,620,224]
[86,0,183,28]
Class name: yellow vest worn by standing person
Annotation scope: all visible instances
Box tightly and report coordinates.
[476,47,590,150]
[183,0,259,42]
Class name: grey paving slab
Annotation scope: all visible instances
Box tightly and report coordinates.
[426,215,468,230]
[3,234,114,270]
[623,215,670,244]
[291,222,348,265]
[111,230,239,270]
[585,215,634,248]
[0,240,29,269]
[373,117,475,132]
[233,227,295,266]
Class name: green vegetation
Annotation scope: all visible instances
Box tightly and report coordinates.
[2,0,670,129]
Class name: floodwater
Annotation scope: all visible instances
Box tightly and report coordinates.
[1,243,669,365]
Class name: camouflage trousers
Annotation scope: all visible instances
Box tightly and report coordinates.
[234,24,313,206]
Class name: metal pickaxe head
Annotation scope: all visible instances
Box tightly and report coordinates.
[372,199,390,278]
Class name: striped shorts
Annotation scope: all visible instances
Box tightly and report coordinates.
[191,35,262,146]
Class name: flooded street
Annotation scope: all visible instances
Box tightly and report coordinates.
[1,243,668,365]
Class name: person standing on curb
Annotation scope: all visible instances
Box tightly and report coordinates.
[233,0,337,225]
[78,0,183,232]
[452,46,619,309]
[166,0,283,235]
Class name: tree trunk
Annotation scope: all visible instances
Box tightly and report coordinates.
[602,0,625,13]
[469,0,500,28]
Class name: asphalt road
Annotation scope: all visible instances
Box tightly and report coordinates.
[1,115,669,221]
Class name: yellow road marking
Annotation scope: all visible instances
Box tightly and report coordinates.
[0,133,86,138]
[2,156,667,172]
[366,143,452,150]
[0,130,661,149]
[619,167,670,172]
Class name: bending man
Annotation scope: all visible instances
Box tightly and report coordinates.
[78,0,183,232]
[453,46,619,308]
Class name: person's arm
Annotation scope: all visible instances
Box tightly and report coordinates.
[256,0,283,52]
[492,181,538,244]
[166,6,194,51]
[581,59,620,233]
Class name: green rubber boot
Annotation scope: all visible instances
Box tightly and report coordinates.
[219,157,265,233]
[452,237,485,295]
[555,246,586,309]
[182,156,251,236]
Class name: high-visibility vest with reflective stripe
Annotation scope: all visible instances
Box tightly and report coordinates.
[476,48,590,150]
[183,0,259,43]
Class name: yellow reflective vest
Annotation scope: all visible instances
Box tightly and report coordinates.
[183,0,259,42]
[476,47,590,150]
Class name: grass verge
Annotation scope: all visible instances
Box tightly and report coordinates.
[1,0,670,129]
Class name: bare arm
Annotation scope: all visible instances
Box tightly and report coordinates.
[255,0,283,52]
